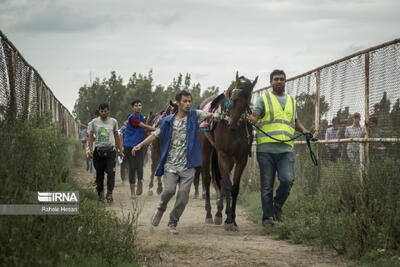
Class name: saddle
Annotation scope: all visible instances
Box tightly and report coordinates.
[199,92,226,132]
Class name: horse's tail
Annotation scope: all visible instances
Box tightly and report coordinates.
[211,149,221,190]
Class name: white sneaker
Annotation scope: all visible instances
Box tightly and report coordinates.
[151,209,164,227]
[167,224,179,235]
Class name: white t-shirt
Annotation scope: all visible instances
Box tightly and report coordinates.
[88,117,118,148]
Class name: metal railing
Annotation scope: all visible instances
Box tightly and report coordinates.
[0,30,82,138]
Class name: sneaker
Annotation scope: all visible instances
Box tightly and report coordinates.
[274,203,283,222]
[151,209,164,227]
[130,193,136,200]
[194,191,199,199]
[106,193,113,203]
[262,217,274,226]
[136,179,143,196]
[167,224,179,235]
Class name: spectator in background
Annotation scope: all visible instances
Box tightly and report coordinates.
[118,119,129,185]
[368,117,385,154]
[319,119,329,159]
[319,119,328,138]
[345,112,364,161]
[325,117,340,162]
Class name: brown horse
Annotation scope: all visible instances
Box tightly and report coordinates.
[147,102,176,195]
[200,72,258,231]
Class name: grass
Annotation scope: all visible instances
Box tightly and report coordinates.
[239,147,400,265]
[0,115,140,266]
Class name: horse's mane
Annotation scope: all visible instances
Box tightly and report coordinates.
[200,95,216,110]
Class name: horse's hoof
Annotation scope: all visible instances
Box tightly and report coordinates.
[232,225,239,232]
[194,191,199,199]
[224,223,234,231]
[147,190,153,196]
[214,216,223,225]
[205,217,214,224]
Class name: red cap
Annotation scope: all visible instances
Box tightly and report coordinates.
[353,112,361,118]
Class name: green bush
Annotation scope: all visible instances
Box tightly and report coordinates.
[240,148,400,263]
[0,116,139,266]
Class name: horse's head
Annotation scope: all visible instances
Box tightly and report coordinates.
[226,72,258,130]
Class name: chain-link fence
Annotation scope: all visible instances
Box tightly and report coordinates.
[249,38,400,192]
[0,30,81,138]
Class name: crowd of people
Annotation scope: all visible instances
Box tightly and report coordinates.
[319,113,385,162]
[77,68,383,234]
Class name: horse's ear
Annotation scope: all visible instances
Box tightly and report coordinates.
[252,76,259,89]
[236,71,239,81]
[169,100,173,106]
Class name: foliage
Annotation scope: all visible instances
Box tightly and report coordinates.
[0,116,139,266]
[240,148,400,263]
[296,92,329,130]
[73,70,220,125]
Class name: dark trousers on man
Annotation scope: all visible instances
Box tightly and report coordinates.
[124,146,144,185]
[93,150,116,195]
[256,152,295,223]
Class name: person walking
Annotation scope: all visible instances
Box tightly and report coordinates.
[118,119,130,185]
[344,112,364,162]
[88,103,124,203]
[247,69,310,225]
[132,90,218,234]
[124,100,157,198]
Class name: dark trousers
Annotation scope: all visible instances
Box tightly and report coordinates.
[93,149,116,195]
[124,146,144,185]
[120,157,129,181]
[256,152,295,222]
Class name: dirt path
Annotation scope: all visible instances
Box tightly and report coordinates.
[74,162,350,267]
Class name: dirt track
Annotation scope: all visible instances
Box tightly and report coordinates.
[74,162,351,267]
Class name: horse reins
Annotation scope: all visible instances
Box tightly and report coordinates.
[213,86,319,166]
[248,121,319,166]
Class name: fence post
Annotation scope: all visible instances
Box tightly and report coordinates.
[22,67,31,122]
[360,52,370,182]
[7,51,17,122]
[315,70,321,185]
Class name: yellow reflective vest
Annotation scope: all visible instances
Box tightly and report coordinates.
[256,91,296,147]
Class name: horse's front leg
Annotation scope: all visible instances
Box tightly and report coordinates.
[217,151,235,231]
[231,156,248,231]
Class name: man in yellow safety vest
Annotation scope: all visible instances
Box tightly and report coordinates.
[247,69,310,225]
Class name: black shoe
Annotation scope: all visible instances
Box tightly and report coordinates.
[262,217,274,226]
[274,203,283,222]
[106,193,113,203]
[98,192,105,203]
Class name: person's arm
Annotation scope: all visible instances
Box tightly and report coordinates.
[295,119,310,134]
[132,134,157,156]
[88,131,94,158]
[113,131,124,158]
[138,122,157,132]
[247,112,260,124]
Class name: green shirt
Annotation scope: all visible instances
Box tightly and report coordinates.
[253,92,297,154]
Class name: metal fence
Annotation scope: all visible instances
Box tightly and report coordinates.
[250,38,400,187]
[0,30,81,138]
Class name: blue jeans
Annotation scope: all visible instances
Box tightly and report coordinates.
[256,152,295,221]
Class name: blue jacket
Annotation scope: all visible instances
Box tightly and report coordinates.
[155,110,202,176]
[123,113,145,147]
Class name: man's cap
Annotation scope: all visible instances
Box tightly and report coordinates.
[353,112,361,118]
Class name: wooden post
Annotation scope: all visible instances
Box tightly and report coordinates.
[7,51,17,122]
[315,70,321,185]
[361,52,370,182]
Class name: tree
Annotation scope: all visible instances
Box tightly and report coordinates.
[296,93,329,130]
[371,92,391,134]
[336,107,350,122]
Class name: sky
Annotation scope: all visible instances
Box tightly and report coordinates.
[0,0,399,113]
